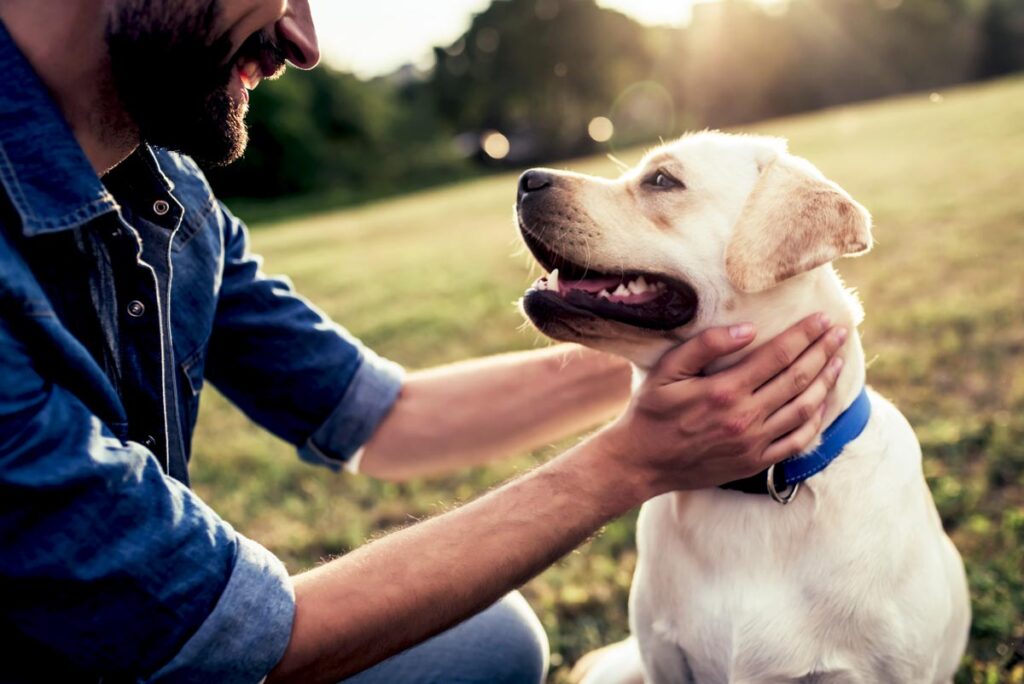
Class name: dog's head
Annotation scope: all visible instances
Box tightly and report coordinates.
[516,132,872,367]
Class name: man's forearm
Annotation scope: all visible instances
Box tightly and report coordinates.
[358,345,632,480]
[267,433,644,684]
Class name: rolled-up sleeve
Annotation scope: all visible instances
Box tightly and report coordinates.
[149,536,294,683]
[206,204,404,470]
[0,319,295,682]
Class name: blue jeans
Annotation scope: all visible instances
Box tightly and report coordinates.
[343,593,549,684]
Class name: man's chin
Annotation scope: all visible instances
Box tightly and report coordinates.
[191,124,248,167]
[138,98,248,167]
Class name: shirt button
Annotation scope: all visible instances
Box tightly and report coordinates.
[126,300,146,318]
[153,199,171,216]
[143,435,157,450]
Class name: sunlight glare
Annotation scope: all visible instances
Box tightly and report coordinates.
[596,0,693,27]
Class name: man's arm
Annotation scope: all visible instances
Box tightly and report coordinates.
[0,319,294,682]
[268,315,847,683]
[206,200,631,480]
[357,345,632,481]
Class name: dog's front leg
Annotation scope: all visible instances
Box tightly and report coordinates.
[635,632,694,684]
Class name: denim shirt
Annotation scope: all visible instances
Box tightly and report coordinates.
[0,22,404,683]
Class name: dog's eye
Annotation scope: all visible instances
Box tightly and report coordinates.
[646,170,684,190]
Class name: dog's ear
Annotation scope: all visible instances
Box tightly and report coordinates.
[725,156,873,294]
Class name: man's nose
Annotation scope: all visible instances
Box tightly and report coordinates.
[518,170,554,201]
[277,0,320,70]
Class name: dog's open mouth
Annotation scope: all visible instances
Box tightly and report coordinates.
[521,231,698,331]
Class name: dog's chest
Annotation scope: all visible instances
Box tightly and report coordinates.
[634,494,870,680]
[629,406,948,682]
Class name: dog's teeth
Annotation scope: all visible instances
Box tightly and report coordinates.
[599,290,611,299]
[549,269,560,292]
[613,284,630,297]
[628,279,649,295]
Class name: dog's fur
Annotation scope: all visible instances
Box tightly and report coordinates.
[515,132,970,683]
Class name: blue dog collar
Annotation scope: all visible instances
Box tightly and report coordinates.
[720,387,872,503]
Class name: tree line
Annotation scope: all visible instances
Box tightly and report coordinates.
[207,0,1024,205]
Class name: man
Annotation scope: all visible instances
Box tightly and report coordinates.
[0,1,848,682]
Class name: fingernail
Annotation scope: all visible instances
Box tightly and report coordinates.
[833,327,849,344]
[829,356,845,377]
[817,313,831,331]
[730,323,755,339]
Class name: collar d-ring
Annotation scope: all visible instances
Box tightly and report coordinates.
[766,463,800,505]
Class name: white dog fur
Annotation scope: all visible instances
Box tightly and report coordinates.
[516,132,970,683]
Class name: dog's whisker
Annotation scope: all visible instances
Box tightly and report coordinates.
[581,234,595,279]
[607,153,630,173]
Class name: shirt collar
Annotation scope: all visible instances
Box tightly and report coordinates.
[0,20,118,237]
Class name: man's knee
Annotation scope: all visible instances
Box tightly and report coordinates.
[341,591,549,684]
[486,592,549,684]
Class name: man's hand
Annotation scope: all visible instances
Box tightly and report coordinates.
[600,314,848,497]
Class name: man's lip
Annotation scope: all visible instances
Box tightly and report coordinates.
[237,58,265,91]
[230,68,251,104]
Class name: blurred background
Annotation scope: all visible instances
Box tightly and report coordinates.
[209,0,1024,217]
[193,1,1024,681]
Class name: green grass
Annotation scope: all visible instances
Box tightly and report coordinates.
[196,76,1024,682]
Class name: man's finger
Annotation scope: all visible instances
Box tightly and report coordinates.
[755,327,847,415]
[761,404,827,465]
[761,356,842,439]
[652,324,757,384]
[725,313,832,391]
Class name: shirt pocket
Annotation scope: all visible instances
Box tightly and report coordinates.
[179,344,207,450]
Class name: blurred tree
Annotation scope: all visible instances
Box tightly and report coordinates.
[979,0,1024,77]
[428,0,656,161]
[206,66,469,201]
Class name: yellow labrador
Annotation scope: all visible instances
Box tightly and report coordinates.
[514,132,970,683]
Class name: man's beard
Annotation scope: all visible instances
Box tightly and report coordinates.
[105,0,284,167]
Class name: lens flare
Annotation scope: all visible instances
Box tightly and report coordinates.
[481,131,511,160]
[588,117,615,143]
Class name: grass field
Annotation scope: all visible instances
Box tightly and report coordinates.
[197,76,1024,682]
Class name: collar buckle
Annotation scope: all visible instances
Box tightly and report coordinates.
[766,463,800,505]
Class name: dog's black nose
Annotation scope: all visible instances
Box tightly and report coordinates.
[518,170,553,200]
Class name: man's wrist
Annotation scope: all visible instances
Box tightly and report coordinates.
[561,427,655,516]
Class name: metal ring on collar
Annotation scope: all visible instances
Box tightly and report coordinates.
[766,463,800,505]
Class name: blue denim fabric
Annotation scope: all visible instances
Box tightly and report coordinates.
[343,593,549,684]
[0,20,403,684]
